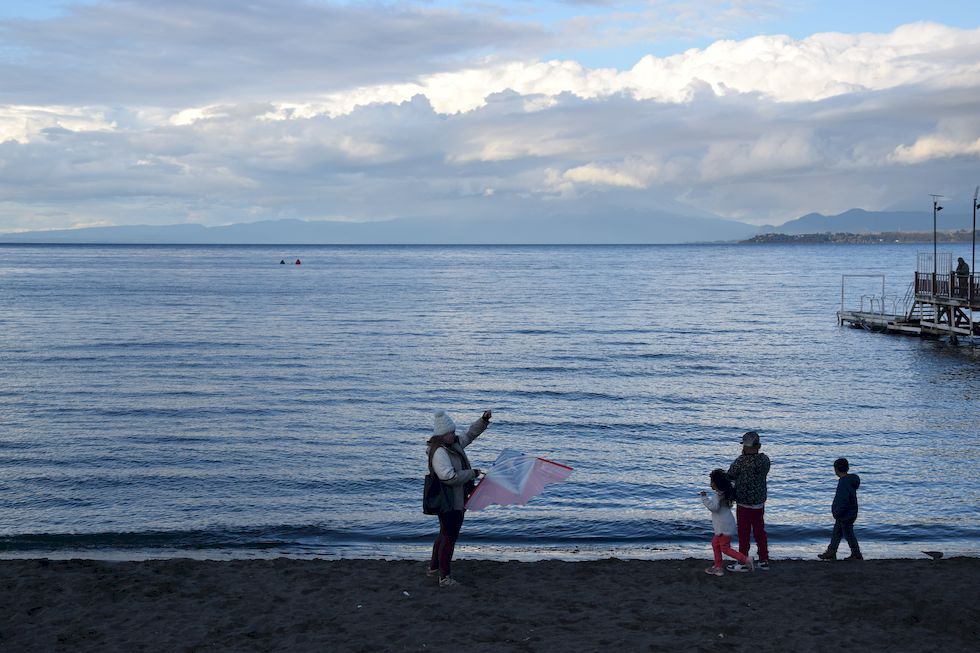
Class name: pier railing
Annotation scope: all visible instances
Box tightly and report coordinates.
[840,274,886,315]
[914,272,979,304]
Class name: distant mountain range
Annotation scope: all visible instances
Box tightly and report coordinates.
[758,208,974,235]
[0,212,756,245]
[1,207,974,245]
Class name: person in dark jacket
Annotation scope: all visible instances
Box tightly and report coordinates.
[956,257,970,277]
[818,458,863,561]
[955,257,971,298]
[726,430,771,571]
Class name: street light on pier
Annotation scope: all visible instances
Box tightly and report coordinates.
[973,185,978,283]
[930,194,943,280]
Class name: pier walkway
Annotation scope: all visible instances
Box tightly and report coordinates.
[838,254,979,341]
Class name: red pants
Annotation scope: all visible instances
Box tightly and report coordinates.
[711,534,749,567]
[736,505,769,562]
[430,510,464,577]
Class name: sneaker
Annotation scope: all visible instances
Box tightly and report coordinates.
[725,562,751,573]
[817,551,836,560]
[756,560,770,571]
[704,566,724,576]
[439,576,460,587]
[426,567,440,577]
[844,553,864,561]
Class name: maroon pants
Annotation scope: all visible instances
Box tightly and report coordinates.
[736,505,768,561]
[430,510,464,577]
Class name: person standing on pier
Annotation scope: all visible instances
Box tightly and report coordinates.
[956,257,970,298]
[726,431,770,571]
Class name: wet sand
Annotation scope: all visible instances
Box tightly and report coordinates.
[0,557,976,652]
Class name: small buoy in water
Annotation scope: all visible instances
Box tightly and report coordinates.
[280,259,285,264]
[295,259,301,265]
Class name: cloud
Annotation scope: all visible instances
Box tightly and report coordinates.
[563,159,661,189]
[7,2,977,119]
[699,130,819,181]
[553,0,790,50]
[0,105,117,143]
[890,134,980,164]
[2,8,980,232]
[0,0,543,106]
[191,21,978,122]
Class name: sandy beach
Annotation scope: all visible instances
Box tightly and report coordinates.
[0,556,976,652]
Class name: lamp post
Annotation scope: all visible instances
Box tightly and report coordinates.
[973,185,978,282]
[930,194,943,286]
[973,185,978,305]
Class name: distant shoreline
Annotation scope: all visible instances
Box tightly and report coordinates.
[0,233,976,246]
[742,229,978,244]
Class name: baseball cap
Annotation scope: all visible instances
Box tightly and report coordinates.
[741,431,761,446]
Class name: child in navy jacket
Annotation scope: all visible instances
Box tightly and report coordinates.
[818,458,863,561]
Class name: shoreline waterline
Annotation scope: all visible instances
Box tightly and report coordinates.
[2,539,977,563]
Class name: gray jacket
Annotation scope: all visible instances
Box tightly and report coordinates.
[428,416,490,511]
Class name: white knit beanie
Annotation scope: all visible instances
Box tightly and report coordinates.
[433,410,456,437]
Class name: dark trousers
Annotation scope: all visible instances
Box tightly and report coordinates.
[736,505,769,562]
[828,516,860,555]
[430,510,465,577]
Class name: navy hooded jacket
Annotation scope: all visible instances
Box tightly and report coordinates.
[832,474,861,521]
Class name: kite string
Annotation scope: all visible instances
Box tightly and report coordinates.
[488,455,572,473]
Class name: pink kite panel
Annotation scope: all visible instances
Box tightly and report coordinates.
[465,449,572,511]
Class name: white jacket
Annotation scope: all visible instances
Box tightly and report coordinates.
[701,491,737,536]
[428,416,490,511]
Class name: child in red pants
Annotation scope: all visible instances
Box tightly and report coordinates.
[701,469,754,576]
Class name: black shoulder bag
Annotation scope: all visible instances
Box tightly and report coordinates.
[423,445,456,515]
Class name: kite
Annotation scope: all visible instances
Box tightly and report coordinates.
[465,448,573,511]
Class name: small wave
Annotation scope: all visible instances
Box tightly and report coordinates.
[3,522,977,554]
[505,366,571,373]
[509,390,625,401]
[510,328,562,335]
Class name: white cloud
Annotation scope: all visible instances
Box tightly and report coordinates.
[247,22,980,120]
[563,160,661,189]
[700,130,819,181]
[0,105,116,143]
[336,136,384,159]
[449,132,582,163]
[890,135,980,164]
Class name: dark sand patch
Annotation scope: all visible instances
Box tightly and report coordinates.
[0,557,976,652]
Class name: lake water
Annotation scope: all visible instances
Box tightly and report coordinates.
[0,243,977,560]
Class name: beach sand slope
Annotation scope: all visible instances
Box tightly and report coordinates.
[0,557,976,652]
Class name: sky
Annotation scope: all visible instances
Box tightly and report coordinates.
[1,0,979,233]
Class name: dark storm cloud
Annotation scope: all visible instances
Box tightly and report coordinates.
[0,0,543,106]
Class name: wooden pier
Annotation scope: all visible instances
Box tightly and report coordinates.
[838,259,979,341]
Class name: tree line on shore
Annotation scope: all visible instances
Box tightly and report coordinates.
[742,229,978,244]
